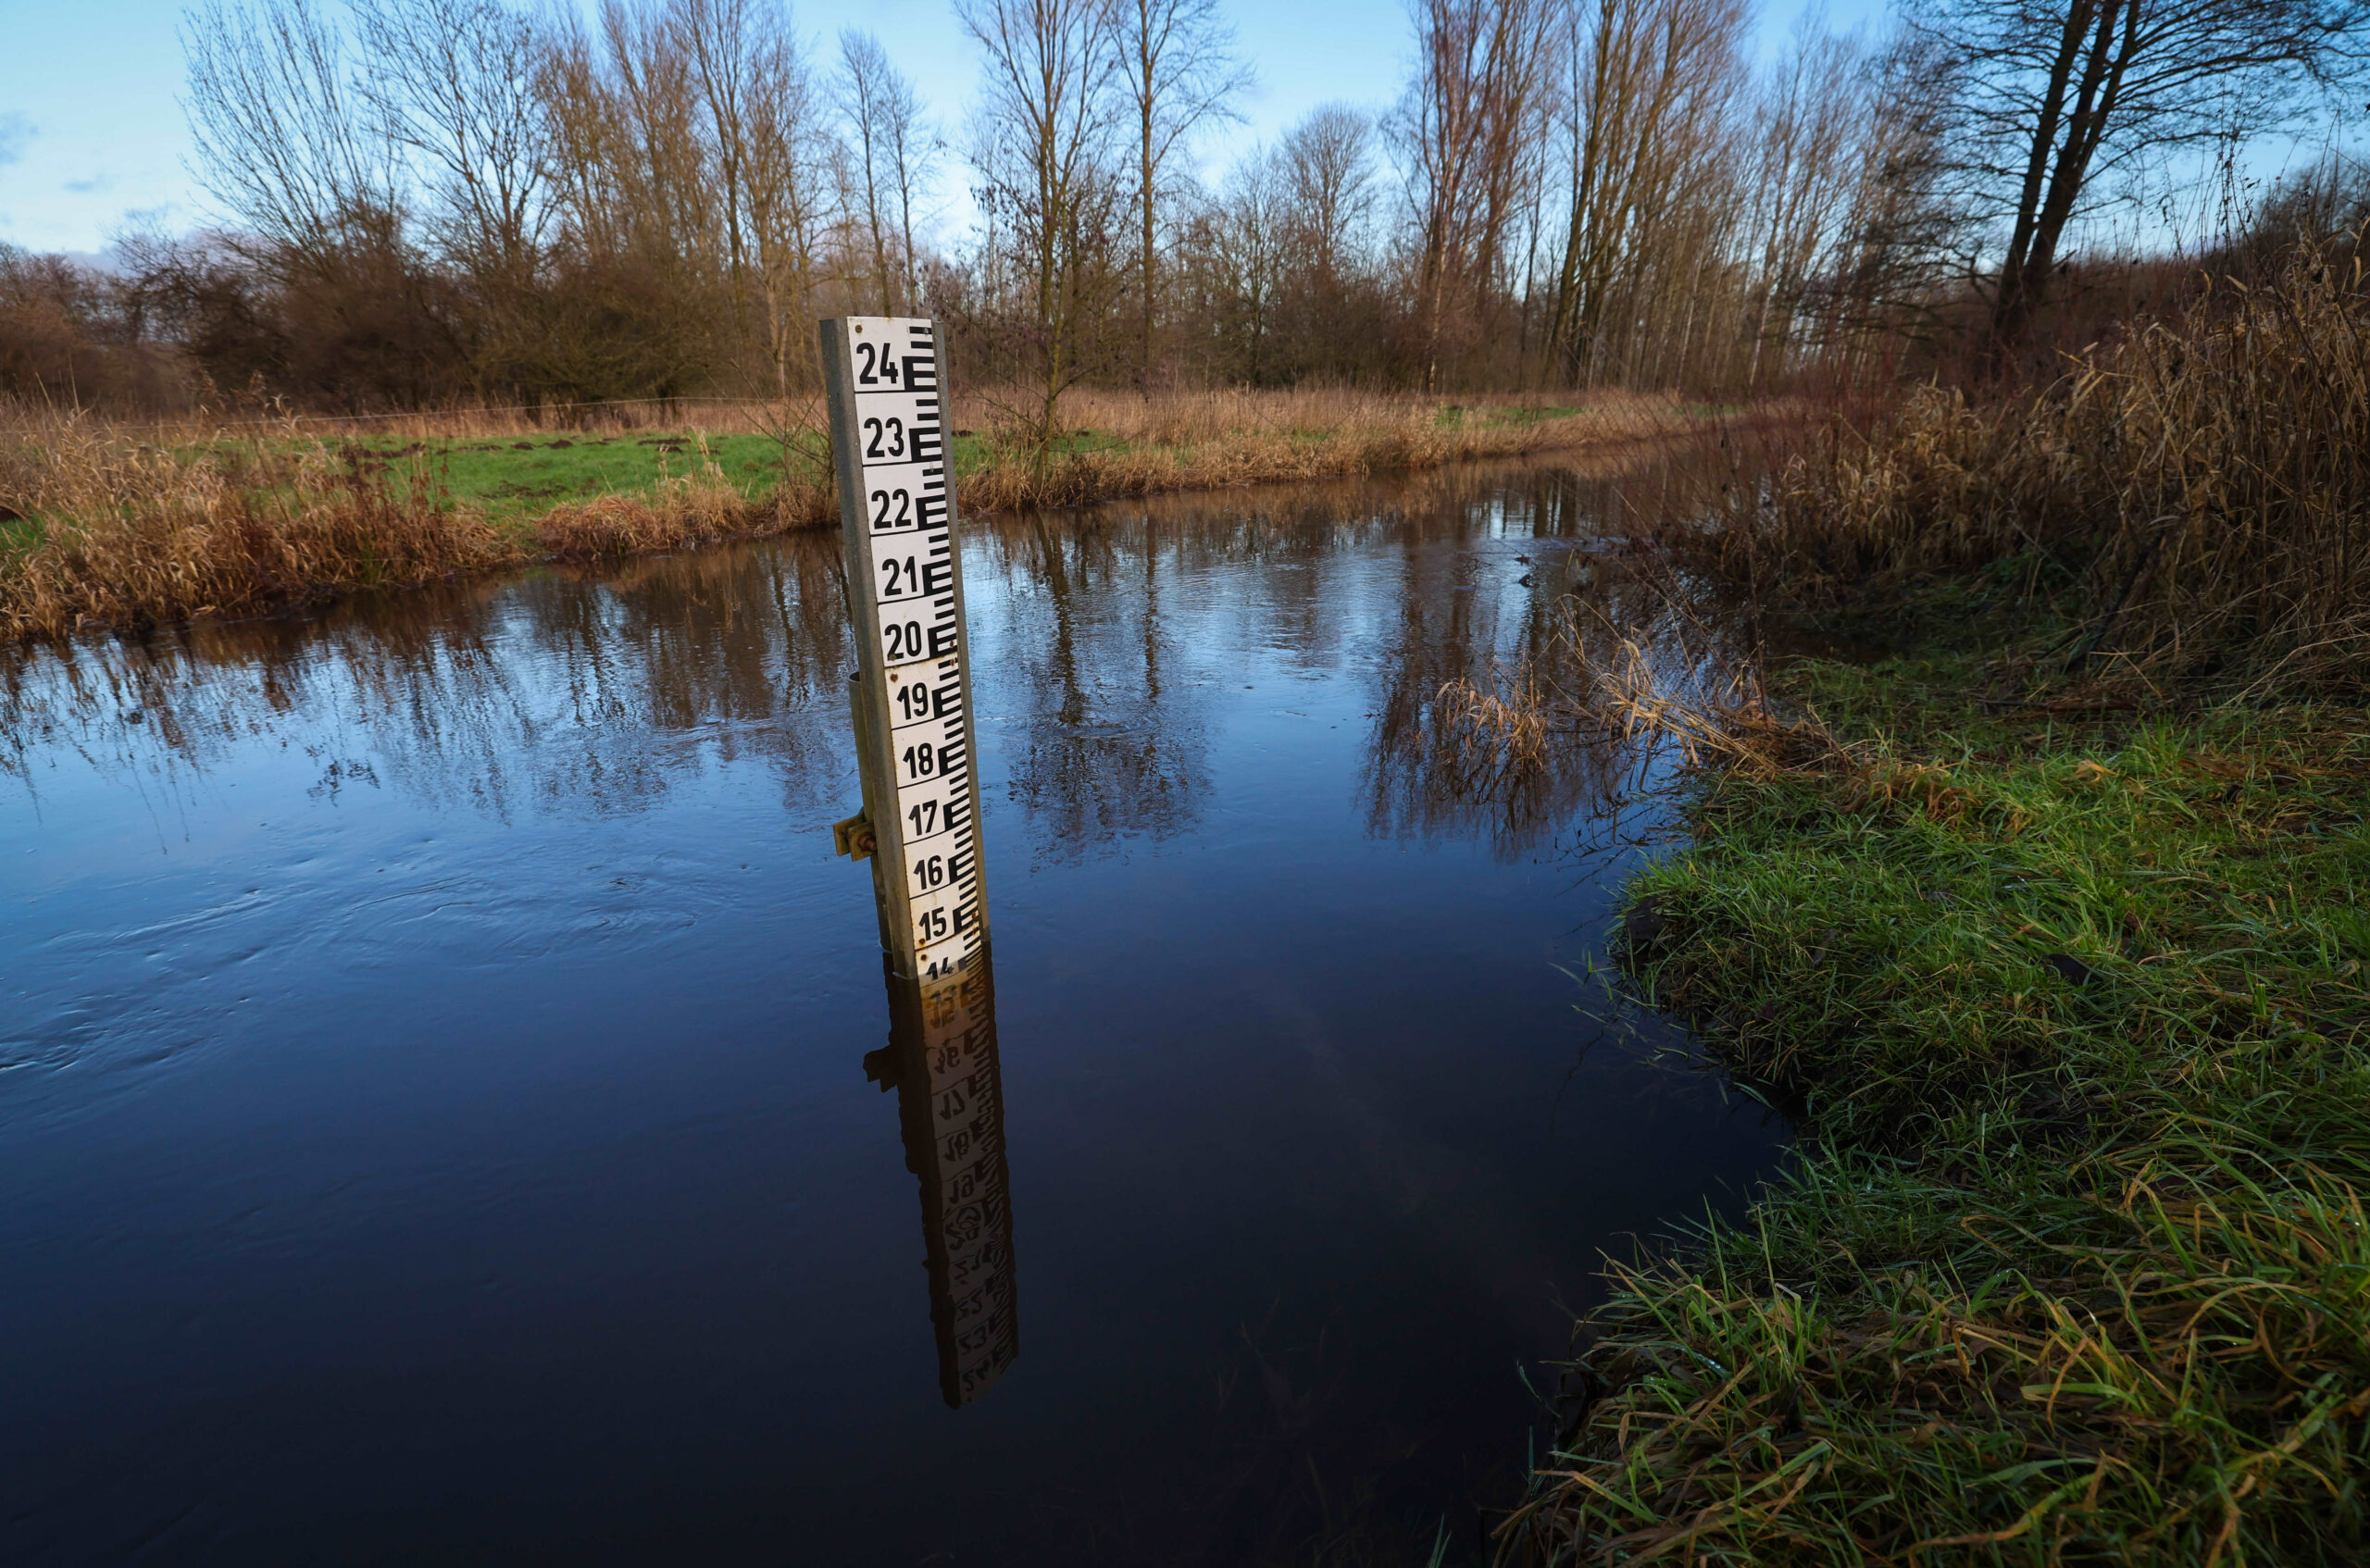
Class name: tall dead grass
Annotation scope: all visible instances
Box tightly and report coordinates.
[532,438,834,561]
[0,411,524,638]
[1729,240,2370,690]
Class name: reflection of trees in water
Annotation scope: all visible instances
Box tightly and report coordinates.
[1360,554,1635,864]
[0,536,857,822]
[967,442,1718,865]
[977,517,1216,861]
[1357,445,1740,862]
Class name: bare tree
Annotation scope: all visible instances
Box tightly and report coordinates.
[1738,17,1871,388]
[351,0,554,287]
[1280,104,1377,287]
[1542,0,1752,386]
[1914,0,2370,344]
[1811,33,1961,379]
[590,0,717,270]
[1393,0,1558,392]
[839,31,934,315]
[960,0,1123,455]
[732,6,831,392]
[182,0,396,280]
[1110,0,1250,384]
[1204,146,1289,381]
[673,0,765,330]
[877,63,942,317]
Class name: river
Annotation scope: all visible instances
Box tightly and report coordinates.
[0,456,1785,1566]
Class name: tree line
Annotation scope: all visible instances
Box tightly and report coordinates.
[3,0,2365,425]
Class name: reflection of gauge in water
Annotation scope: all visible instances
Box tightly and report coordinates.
[865,951,1019,1408]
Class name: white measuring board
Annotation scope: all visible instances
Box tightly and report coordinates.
[822,316,988,982]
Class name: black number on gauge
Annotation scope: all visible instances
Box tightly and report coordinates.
[884,618,923,659]
[879,553,920,596]
[895,681,936,721]
[864,416,906,459]
[912,853,945,891]
[917,906,950,942]
[854,339,903,387]
[907,799,938,837]
[903,740,938,779]
[869,487,913,529]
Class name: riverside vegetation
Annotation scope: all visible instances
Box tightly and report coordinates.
[0,387,1685,641]
[1494,239,2370,1563]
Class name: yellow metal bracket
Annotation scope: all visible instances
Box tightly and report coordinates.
[833,814,877,861]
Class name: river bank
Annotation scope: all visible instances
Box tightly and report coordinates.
[1504,239,2370,1562]
[0,386,1698,641]
[1508,642,2370,1562]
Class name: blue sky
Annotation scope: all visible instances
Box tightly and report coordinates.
[1,0,1879,260]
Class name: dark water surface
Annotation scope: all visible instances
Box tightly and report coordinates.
[1,461,1785,1566]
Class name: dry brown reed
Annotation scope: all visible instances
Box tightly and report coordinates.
[0,408,522,639]
[1433,606,1852,790]
[1576,635,1855,778]
[1728,240,2370,690]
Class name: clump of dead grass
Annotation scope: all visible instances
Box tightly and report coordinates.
[1729,238,2370,690]
[1432,611,1854,790]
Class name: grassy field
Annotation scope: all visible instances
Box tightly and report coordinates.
[0,387,1686,640]
[306,430,809,518]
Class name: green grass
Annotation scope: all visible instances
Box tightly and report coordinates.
[1434,403,1591,429]
[270,431,825,521]
[181,427,1138,524]
[1510,649,2370,1563]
